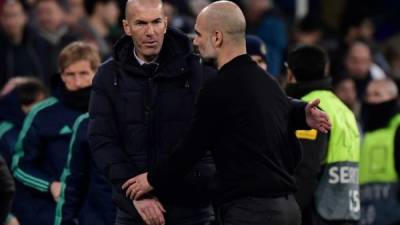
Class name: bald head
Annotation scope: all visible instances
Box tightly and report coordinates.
[125,0,163,20]
[366,78,398,103]
[198,1,246,43]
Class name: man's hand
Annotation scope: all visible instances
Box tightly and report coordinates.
[305,99,331,133]
[50,181,61,202]
[122,172,153,200]
[133,197,166,225]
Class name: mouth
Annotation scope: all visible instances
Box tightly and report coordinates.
[143,41,158,47]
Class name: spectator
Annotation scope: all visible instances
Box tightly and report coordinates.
[0,0,43,89]
[359,78,400,225]
[243,0,289,76]
[34,0,80,87]
[332,75,360,118]
[64,0,85,28]
[344,40,386,100]
[11,41,99,225]
[76,0,119,58]
[285,45,360,225]
[246,34,268,72]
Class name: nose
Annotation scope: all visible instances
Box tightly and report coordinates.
[145,24,155,36]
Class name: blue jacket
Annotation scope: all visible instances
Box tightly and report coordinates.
[11,95,85,225]
[0,90,25,167]
[55,113,115,225]
[88,28,216,224]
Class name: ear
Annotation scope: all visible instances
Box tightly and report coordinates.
[60,73,67,83]
[163,17,168,34]
[213,30,223,48]
[122,19,131,36]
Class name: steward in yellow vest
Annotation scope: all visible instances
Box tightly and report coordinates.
[359,79,400,225]
[286,45,360,225]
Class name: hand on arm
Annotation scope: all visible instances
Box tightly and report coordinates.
[122,172,153,200]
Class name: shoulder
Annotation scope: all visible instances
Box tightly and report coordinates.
[28,97,59,120]
[93,58,119,89]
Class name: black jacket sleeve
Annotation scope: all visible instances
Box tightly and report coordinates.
[0,155,14,225]
[288,97,309,130]
[148,84,221,190]
[88,67,140,194]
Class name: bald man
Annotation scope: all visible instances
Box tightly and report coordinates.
[359,79,400,225]
[88,0,216,225]
[122,1,331,225]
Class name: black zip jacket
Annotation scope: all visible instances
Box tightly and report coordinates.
[88,28,216,224]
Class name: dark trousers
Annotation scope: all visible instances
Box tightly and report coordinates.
[216,195,301,225]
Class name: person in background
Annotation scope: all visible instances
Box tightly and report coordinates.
[11,41,99,225]
[54,112,115,225]
[34,0,80,87]
[0,77,47,225]
[285,45,360,225]
[359,79,400,225]
[332,75,360,118]
[76,0,120,58]
[0,77,47,166]
[246,34,268,72]
[242,0,288,76]
[0,0,44,89]
[344,40,386,100]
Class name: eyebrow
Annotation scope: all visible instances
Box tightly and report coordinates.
[135,17,162,24]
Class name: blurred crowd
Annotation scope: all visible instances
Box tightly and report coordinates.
[1,0,400,118]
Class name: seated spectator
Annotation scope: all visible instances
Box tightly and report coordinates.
[75,0,119,58]
[0,77,47,166]
[33,0,80,87]
[0,0,44,89]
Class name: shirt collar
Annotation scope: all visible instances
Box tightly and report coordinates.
[133,47,159,66]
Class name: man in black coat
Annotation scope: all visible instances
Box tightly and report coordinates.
[88,0,216,225]
[123,1,331,225]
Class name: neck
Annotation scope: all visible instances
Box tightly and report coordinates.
[217,44,246,70]
[89,15,108,37]
[8,31,23,44]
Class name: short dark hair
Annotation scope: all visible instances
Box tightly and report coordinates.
[287,45,328,82]
[15,78,48,106]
